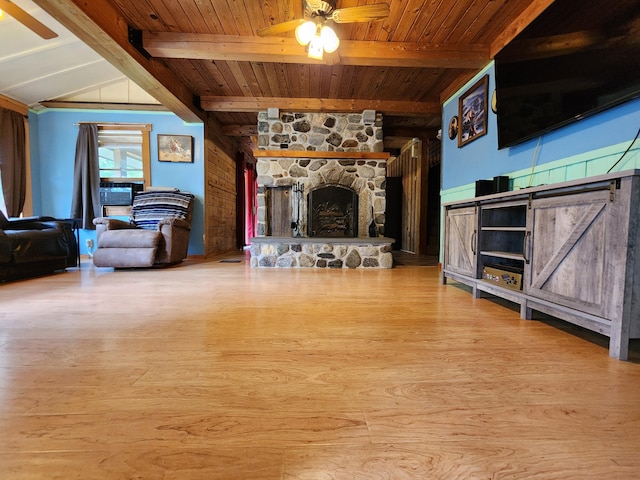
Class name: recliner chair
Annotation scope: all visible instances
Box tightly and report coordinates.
[92,190,194,268]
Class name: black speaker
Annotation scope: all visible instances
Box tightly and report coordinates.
[475,179,494,197]
[493,176,509,193]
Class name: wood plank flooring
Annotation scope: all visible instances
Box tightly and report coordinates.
[1,255,639,479]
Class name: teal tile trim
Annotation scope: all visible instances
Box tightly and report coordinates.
[441,140,640,203]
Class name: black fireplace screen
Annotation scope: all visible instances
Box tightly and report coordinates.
[308,185,358,237]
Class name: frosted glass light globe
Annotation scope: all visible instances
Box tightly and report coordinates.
[307,34,324,60]
[320,25,340,53]
[295,21,316,46]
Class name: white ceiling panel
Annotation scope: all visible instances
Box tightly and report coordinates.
[0,0,145,108]
[5,60,126,105]
[0,40,121,90]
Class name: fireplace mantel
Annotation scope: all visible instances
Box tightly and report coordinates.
[251,236,394,245]
[253,150,390,160]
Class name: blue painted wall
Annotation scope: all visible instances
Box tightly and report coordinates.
[28,109,205,255]
[441,63,640,198]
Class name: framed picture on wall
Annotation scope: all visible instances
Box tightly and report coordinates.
[458,75,488,147]
[448,115,459,140]
[158,134,193,163]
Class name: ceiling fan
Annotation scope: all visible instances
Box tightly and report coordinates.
[0,0,57,39]
[257,0,390,60]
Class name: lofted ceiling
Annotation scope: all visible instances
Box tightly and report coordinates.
[11,0,557,152]
[0,0,160,112]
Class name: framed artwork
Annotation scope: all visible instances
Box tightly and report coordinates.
[458,75,488,147]
[158,134,193,163]
[448,115,459,140]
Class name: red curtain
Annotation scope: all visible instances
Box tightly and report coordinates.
[244,164,256,244]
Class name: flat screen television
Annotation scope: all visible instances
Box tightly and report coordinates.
[494,0,640,149]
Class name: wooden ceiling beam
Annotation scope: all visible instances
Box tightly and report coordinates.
[32,0,204,123]
[0,94,28,116]
[40,101,169,112]
[201,96,440,116]
[142,32,490,69]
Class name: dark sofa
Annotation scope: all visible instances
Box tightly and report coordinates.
[0,211,77,282]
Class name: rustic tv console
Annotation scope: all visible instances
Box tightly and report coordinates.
[442,170,640,360]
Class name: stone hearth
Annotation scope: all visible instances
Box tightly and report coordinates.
[250,236,394,269]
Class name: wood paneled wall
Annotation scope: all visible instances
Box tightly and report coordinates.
[204,113,239,256]
[386,139,428,254]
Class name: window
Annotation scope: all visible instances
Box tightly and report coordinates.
[97,124,151,186]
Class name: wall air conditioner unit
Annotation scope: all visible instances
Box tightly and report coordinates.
[99,182,144,206]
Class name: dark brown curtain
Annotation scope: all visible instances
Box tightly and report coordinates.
[0,107,26,217]
[70,124,100,229]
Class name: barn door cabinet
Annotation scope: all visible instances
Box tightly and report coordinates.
[442,205,478,280]
[442,170,640,360]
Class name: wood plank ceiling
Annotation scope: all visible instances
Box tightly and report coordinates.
[33,0,556,153]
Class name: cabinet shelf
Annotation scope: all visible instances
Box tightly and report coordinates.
[481,226,526,232]
[480,204,526,230]
[480,250,525,261]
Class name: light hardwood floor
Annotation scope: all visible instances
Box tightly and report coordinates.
[1,255,639,479]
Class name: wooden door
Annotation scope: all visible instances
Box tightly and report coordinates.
[443,205,478,277]
[385,177,402,249]
[386,140,425,254]
[526,189,615,317]
[266,186,292,237]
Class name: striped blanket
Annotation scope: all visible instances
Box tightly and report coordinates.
[130,191,193,230]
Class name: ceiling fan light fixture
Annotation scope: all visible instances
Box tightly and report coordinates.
[320,25,339,53]
[295,20,316,46]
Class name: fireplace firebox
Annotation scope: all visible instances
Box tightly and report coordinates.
[307,185,358,237]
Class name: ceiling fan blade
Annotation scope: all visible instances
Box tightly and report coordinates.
[0,0,57,39]
[257,18,306,37]
[330,4,390,23]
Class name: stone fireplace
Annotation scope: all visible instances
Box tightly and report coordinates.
[251,151,393,268]
[250,111,393,269]
[255,154,387,238]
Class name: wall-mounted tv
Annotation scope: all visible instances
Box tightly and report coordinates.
[495,0,640,149]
